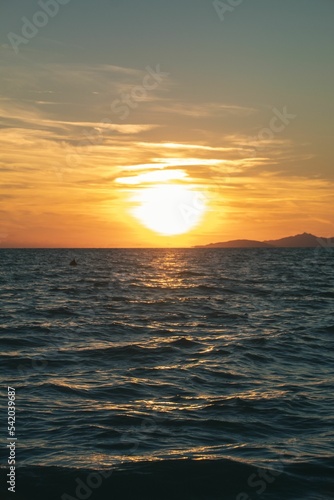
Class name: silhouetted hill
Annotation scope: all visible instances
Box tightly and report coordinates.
[195,233,334,248]
[196,239,272,248]
[265,232,332,248]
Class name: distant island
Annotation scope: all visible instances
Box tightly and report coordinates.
[195,232,334,248]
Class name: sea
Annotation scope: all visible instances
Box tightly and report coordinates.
[0,248,333,500]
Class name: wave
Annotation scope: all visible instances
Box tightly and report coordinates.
[170,337,200,348]
[41,306,78,317]
[176,270,204,277]
[75,343,176,360]
[1,248,334,491]
[0,336,44,348]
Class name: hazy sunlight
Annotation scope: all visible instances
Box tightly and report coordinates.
[130,184,206,236]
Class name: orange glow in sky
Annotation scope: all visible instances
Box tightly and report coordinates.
[1,2,334,247]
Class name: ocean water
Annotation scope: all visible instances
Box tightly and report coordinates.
[0,248,334,500]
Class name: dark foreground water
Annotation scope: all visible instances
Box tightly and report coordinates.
[0,248,334,499]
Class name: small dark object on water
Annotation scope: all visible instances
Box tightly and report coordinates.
[70,259,77,266]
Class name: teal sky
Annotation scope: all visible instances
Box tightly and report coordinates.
[1,0,334,246]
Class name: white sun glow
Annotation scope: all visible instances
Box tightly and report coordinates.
[131,183,206,236]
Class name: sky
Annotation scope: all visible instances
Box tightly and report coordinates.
[0,0,333,247]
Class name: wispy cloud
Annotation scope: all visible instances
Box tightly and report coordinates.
[1,52,332,247]
[150,100,256,118]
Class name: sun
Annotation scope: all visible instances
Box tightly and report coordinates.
[130,183,206,236]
